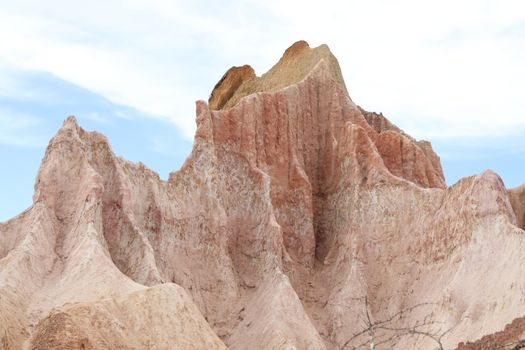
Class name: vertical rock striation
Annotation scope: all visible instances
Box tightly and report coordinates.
[1,41,524,350]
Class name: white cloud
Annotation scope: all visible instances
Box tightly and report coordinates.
[0,0,287,140]
[0,0,523,140]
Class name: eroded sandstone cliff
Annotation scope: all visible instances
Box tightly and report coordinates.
[509,185,525,230]
[1,41,524,350]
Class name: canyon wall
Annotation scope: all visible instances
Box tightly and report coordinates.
[1,41,524,350]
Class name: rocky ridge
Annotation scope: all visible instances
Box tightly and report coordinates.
[1,41,524,349]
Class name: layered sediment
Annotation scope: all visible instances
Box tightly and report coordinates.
[1,41,524,350]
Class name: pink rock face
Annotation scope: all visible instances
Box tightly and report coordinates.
[509,184,525,230]
[456,316,525,350]
[1,41,524,350]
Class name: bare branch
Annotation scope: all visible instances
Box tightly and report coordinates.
[340,297,453,350]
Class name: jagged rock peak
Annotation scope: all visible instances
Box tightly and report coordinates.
[209,40,348,110]
[63,115,78,127]
[204,40,445,189]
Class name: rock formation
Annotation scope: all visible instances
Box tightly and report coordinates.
[457,316,525,350]
[509,185,525,230]
[1,41,524,349]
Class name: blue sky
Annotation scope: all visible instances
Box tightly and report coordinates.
[1,0,524,221]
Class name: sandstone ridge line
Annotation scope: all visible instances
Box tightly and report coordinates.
[1,40,524,350]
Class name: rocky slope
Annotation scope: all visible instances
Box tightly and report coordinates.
[509,185,525,231]
[1,41,524,349]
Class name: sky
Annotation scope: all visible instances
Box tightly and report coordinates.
[0,0,524,221]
